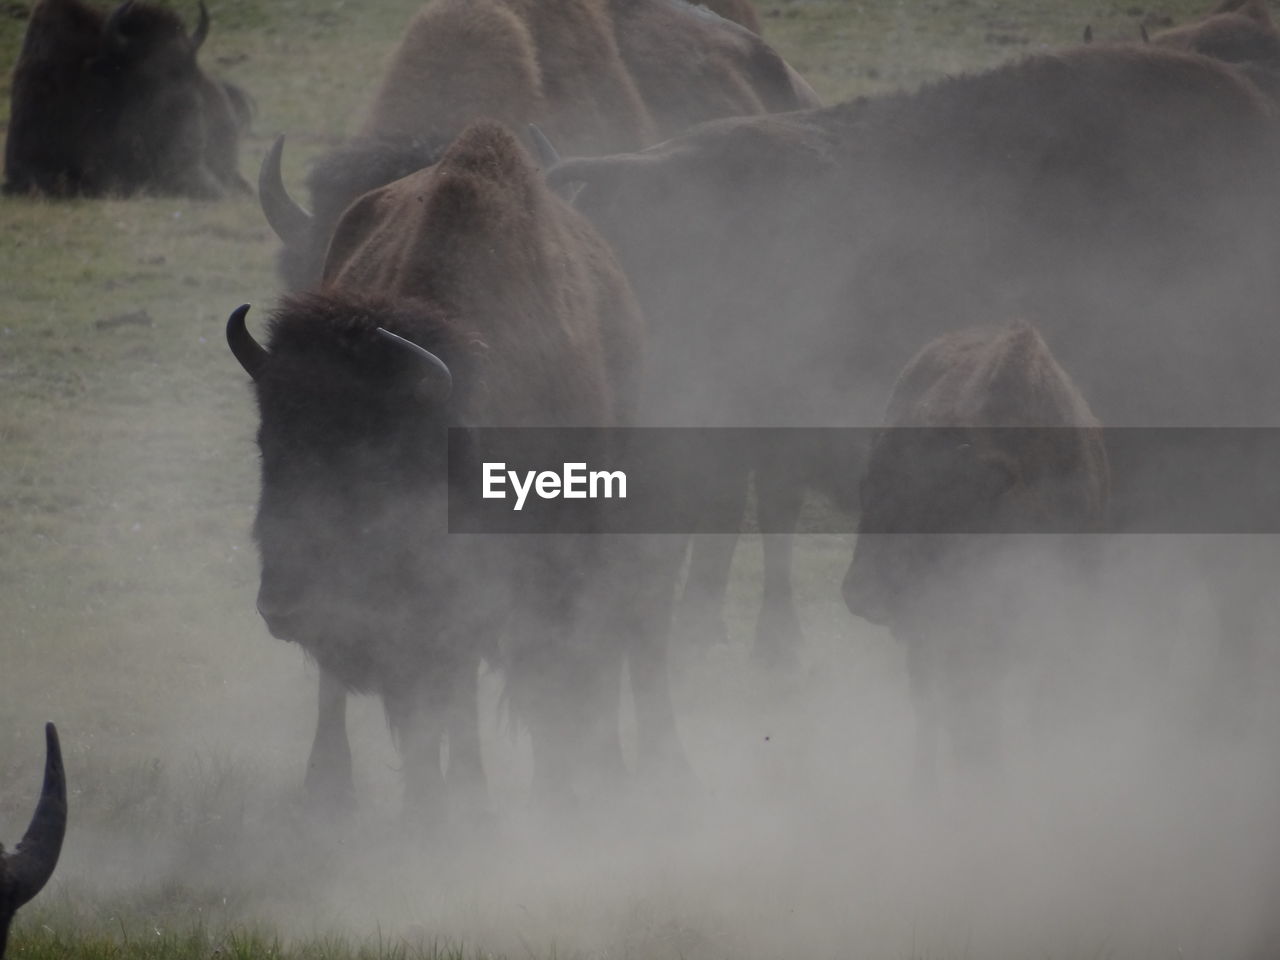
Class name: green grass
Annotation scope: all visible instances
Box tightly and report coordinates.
[0,0,1243,957]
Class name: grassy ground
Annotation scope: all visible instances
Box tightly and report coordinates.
[0,0,1241,958]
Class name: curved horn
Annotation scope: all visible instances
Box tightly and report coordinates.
[103,0,136,47]
[527,124,561,168]
[1140,23,1149,42]
[376,328,453,403]
[3,724,67,909]
[1083,24,1093,43]
[258,135,313,247]
[227,304,270,380]
[191,0,210,50]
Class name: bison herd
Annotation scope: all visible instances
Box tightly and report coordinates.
[6,0,1280,942]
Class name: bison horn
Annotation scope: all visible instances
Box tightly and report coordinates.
[527,124,561,168]
[103,0,136,47]
[1140,23,1149,42]
[227,304,270,381]
[258,135,314,247]
[191,0,210,50]
[1082,24,1093,43]
[376,328,453,403]
[0,724,67,959]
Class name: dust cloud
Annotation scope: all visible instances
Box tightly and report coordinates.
[5,526,1277,960]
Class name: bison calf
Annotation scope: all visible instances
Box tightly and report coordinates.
[843,323,1108,796]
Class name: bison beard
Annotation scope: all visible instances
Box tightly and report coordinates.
[4,0,250,198]
[843,324,1108,793]
[231,120,686,819]
[0,724,67,959]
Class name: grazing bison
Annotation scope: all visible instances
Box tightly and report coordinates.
[548,44,1280,680]
[1,724,66,959]
[260,0,819,291]
[4,0,250,198]
[230,120,678,815]
[843,324,1108,791]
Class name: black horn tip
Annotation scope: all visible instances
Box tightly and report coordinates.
[44,723,62,770]
[192,0,210,49]
[227,304,270,380]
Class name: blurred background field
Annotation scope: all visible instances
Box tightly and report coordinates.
[0,1,1255,958]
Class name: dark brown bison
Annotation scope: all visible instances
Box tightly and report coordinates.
[1148,0,1280,98]
[4,0,250,198]
[229,120,682,815]
[259,0,819,291]
[843,325,1108,791]
[548,44,1280,675]
[0,724,66,959]
[1150,0,1280,64]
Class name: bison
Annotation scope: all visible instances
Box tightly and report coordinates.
[4,0,251,198]
[843,324,1108,792]
[259,0,819,291]
[1150,0,1280,64]
[1148,0,1280,99]
[1,724,66,959]
[547,43,1280,681]
[229,120,683,816]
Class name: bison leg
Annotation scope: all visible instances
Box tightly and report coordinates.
[304,667,355,813]
[678,463,751,648]
[445,653,490,826]
[678,533,739,646]
[752,461,805,668]
[384,680,448,827]
[623,536,697,787]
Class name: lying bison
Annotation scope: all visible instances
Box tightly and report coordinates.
[260,0,818,290]
[4,0,250,198]
[1,724,67,959]
[843,325,1108,791]
[230,120,682,816]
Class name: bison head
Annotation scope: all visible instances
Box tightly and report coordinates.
[0,724,67,960]
[843,325,1108,630]
[227,300,473,678]
[843,429,1024,627]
